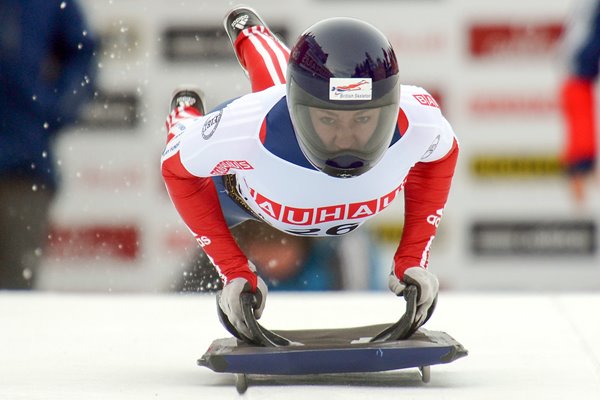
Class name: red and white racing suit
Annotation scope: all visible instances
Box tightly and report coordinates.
[161,26,459,290]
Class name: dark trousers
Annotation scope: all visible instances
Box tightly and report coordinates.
[0,178,53,289]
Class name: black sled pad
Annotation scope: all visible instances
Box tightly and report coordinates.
[198,325,467,375]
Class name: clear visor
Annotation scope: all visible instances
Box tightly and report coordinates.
[292,103,399,172]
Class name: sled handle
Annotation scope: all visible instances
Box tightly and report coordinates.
[240,293,291,347]
[234,286,418,346]
[369,285,419,342]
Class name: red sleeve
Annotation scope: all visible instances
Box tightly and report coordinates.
[393,139,459,279]
[161,116,257,289]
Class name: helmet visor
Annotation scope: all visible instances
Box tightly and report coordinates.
[295,104,398,172]
[288,75,400,177]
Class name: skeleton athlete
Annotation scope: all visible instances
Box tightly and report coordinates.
[161,6,459,342]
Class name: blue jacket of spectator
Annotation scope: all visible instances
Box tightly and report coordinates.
[0,0,97,190]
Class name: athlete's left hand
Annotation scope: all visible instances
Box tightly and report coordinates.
[388,266,439,331]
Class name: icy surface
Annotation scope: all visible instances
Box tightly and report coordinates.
[1,291,599,399]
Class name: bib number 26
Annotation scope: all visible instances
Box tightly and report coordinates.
[285,223,359,236]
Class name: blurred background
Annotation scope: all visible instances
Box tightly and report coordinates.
[2,0,599,293]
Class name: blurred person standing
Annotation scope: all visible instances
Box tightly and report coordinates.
[0,0,97,289]
[559,0,600,204]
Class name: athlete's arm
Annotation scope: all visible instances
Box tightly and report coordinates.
[387,107,457,332]
[161,107,258,289]
[393,110,459,279]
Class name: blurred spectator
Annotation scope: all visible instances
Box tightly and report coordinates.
[174,221,344,292]
[559,0,600,204]
[0,0,97,289]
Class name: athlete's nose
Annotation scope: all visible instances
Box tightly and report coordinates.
[333,132,356,150]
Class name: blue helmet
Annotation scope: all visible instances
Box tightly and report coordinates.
[286,17,400,178]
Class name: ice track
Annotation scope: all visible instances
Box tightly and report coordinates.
[1,291,599,399]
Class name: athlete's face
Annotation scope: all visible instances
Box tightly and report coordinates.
[308,108,381,151]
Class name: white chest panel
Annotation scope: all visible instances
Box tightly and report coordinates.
[171,84,454,236]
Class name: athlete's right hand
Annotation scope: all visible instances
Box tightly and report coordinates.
[217,263,268,341]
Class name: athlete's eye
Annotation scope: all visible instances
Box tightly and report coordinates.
[319,116,337,126]
[354,116,371,124]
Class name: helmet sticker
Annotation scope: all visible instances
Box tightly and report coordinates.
[329,78,372,101]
